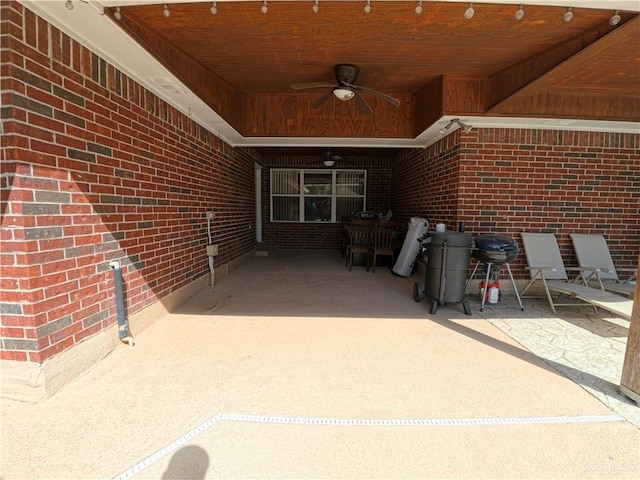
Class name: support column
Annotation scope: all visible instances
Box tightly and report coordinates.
[620,255,640,404]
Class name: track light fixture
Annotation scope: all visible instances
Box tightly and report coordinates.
[439,119,473,135]
[65,0,73,11]
[415,1,423,15]
[114,6,122,20]
[464,2,475,20]
[514,4,524,21]
[312,0,319,14]
[162,4,170,18]
[364,1,371,14]
[609,10,621,26]
[210,2,217,15]
[563,7,573,22]
[261,0,268,14]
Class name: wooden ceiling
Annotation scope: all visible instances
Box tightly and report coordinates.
[108,1,639,144]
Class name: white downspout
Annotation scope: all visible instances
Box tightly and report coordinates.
[207,211,215,287]
[255,163,262,244]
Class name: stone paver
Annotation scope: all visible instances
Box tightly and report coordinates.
[477,295,639,428]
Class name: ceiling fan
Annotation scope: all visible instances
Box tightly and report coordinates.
[322,148,341,167]
[290,64,400,115]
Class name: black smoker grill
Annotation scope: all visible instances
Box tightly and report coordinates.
[413,232,473,315]
[469,234,524,312]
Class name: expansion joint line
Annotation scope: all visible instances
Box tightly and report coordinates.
[113,412,624,479]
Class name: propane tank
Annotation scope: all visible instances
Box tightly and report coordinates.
[488,286,500,304]
[480,280,500,303]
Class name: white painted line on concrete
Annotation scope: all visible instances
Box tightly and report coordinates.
[112,412,625,479]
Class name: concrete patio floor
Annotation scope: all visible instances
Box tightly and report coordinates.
[2,250,638,479]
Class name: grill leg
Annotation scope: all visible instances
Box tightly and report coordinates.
[466,261,480,290]
[462,301,471,316]
[505,263,524,311]
[429,299,438,314]
[480,262,492,312]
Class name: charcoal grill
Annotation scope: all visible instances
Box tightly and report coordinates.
[473,234,519,264]
[468,234,524,312]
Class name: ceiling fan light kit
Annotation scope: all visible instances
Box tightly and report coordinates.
[323,148,341,167]
[333,88,355,101]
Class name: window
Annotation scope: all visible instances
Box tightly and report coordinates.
[271,169,366,222]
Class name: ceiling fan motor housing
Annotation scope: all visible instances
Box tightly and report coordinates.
[335,64,360,85]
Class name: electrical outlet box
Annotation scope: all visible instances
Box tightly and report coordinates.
[206,244,219,256]
[206,211,214,220]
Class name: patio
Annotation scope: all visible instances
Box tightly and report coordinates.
[2,250,638,479]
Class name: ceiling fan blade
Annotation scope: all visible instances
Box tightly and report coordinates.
[346,83,400,107]
[353,93,373,115]
[290,82,335,90]
[311,90,334,109]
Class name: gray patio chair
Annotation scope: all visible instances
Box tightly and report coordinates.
[569,234,637,298]
[520,233,632,320]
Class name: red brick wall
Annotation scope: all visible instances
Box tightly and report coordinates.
[260,156,393,250]
[0,3,257,362]
[390,133,462,229]
[392,129,640,278]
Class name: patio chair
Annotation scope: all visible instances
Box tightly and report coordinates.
[369,223,398,273]
[345,221,373,271]
[519,233,632,320]
[569,234,637,297]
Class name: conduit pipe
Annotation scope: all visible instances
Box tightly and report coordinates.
[109,260,134,346]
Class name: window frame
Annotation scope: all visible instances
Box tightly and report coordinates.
[270,168,367,223]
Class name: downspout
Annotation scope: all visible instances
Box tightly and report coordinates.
[109,260,134,346]
[207,211,215,287]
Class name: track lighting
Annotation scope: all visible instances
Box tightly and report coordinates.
[563,7,573,22]
[464,2,475,20]
[439,119,473,135]
[415,1,423,15]
[312,0,319,14]
[364,1,371,14]
[210,2,217,15]
[514,4,524,21]
[609,10,621,26]
[65,0,73,11]
[261,0,268,14]
[113,6,122,20]
[162,4,170,18]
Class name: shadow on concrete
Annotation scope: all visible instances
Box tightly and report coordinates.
[162,445,209,480]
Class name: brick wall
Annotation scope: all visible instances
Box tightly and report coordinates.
[390,133,461,228]
[260,156,393,250]
[0,2,257,363]
[391,129,640,278]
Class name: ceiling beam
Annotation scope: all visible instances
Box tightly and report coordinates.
[242,93,413,138]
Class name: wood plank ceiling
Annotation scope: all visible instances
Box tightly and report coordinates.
[108,1,639,145]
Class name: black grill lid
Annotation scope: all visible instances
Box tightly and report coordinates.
[473,234,519,263]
